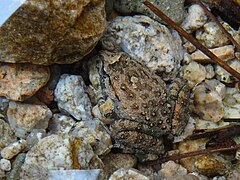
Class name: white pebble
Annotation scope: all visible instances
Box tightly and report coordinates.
[0,159,11,171]
[1,139,27,159]
[181,4,207,32]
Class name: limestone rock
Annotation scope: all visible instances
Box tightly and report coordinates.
[215,59,240,83]
[205,64,215,79]
[109,168,149,180]
[194,81,225,122]
[114,0,185,24]
[191,45,235,63]
[161,161,187,178]
[54,74,92,121]
[101,15,184,80]
[0,159,11,171]
[183,61,206,88]
[20,134,105,179]
[20,135,73,180]
[49,170,100,180]
[0,0,106,65]
[0,63,50,101]
[181,4,208,32]
[0,119,17,150]
[26,129,47,151]
[223,87,240,119]
[70,119,112,156]
[1,139,27,160]
[102,153,137,177]
[48,114,76,135]
[7,153,26,180]
[196,21,240,48]
[7,100,52,138]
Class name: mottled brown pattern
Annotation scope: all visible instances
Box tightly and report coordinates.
[91,51,190,155]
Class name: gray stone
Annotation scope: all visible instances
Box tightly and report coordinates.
[7,100,52,138]
[114,0,185,24]
[0,119,17,151]
[54,74,93,121]
[7,153,26,180]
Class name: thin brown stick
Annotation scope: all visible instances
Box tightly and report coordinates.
[195,0,240,52]
[144,144,240,165]
[143,1,240,80]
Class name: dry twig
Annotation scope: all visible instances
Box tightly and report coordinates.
[195,0,240,52]
[143,0,240,80]
[144,144,240,165]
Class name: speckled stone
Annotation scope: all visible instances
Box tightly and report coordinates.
[0,63,50,101]
[102,153,137,177]
[101,15,184,80]
[109,168,149,180]
[54,74,93,121]
[114,0,185,24]
[48,114,76,135]
[161,161,187,178]
[7,99,52,138]
[1,140,27,160]
[0,0,106,65]
[0,119,17,151]
[181,4,207,32]
[20,135,73,180]
[215,59,240,83]
[70,119,112,156]
[0,159,11,171]
[194,80,225,122]
[20,134,106,179]
[183,61,206,88]
[7,153,26,180]
[196,21,240,48]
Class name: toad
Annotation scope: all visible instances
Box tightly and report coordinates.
[89,51,190,156]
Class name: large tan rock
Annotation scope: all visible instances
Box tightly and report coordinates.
[0,0,106,65]
[0,63,49,101]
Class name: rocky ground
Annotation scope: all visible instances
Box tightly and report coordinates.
[0,0,240,179]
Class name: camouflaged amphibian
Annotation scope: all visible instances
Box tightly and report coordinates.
[89,51,190,155]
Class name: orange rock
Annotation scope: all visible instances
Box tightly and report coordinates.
[191,45,235,63]
[0,63,50,101]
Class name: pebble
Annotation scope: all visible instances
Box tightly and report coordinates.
[48,114,76,135]
[223,87,240,119]
[0,63,50,101]
[114,0,185,24]
[1,139,27,160]
[195,21,239,48]
[215,59,240,83]
[20,135,73,179]
[194,81,225,122]
[0,0,106,65]
[109,168,149,180]
[181,4,208,32]
[0,169,5,178]
[102,153,137,177]
[0,159,11,171]
[0,119,17,150]
[205,64,215,79]
[194,155,229,177]
[20,134,106,179]
[54,74,93,121]
[7,153,26,180]
[7,99,52,138]
[26,129,47,151]
[101,15,184,80]
[161,161,187,178]
[191,45,235,63]
[70,119,112,156]
[183,61,206,88]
